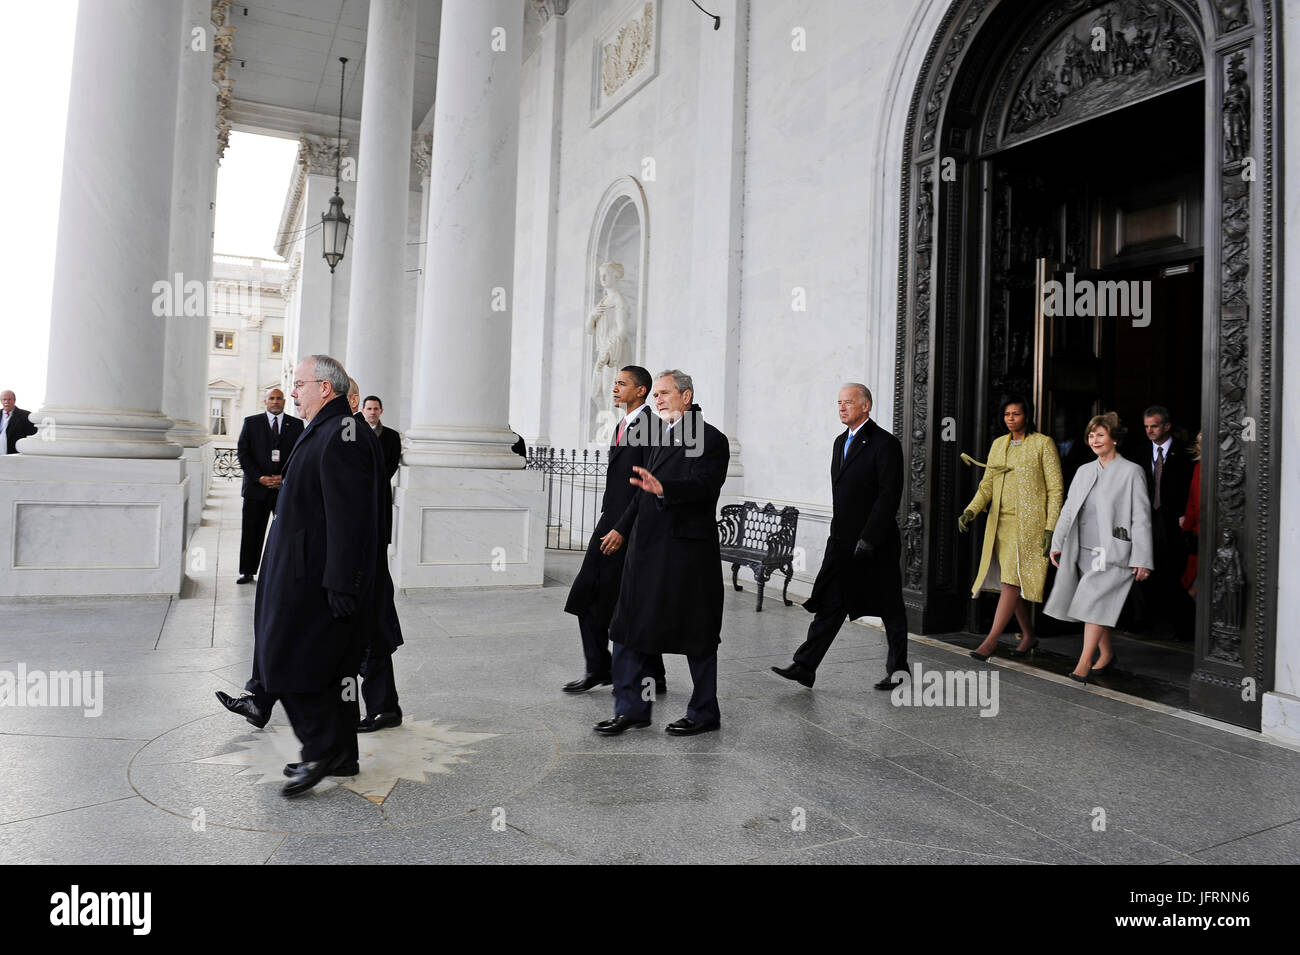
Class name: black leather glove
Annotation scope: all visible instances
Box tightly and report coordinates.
[1042,530,1053,557]
[327,589,357,619]
[957,509,975,533]
[853,540,874,560]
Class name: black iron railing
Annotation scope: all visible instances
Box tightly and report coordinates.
[525,447,607,551]
[213,448,243,481]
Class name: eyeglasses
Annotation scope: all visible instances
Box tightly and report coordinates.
[292,379,323,389]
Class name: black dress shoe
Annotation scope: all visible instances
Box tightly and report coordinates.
[282,755,355,797]
[236,575,254,585]
[969,648,994,662]
[665,717,720,736]
[357,711,402,733]
[1006,638,1040,659]
[283,760,359,777]
[593,714,651,735]
[1090,651,1119,674]
[215,690,269,729]
[562,673,612,693]
[655,680,667,697]
[771,663,815,688]
[874,675,903,691]
[1068,672,1089,685]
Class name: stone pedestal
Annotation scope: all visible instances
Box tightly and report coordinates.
[393,0,543,589]
[392,467,545,588]
[0,456,187,597]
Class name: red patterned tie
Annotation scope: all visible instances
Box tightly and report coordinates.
[616,419,627,445]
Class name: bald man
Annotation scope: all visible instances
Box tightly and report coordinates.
[235,388,304,584]
[0,391,38,455]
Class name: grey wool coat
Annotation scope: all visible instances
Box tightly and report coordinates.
[1044,456,1153,626]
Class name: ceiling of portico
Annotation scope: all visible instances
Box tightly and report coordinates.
[226,0,443,135]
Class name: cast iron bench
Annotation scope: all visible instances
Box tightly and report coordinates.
[716,501,799,612]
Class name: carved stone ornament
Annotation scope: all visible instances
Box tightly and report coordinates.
[1002,0,1203,145]
[298,135,348,177]
[591,0,659,126]
[411,133,433,180]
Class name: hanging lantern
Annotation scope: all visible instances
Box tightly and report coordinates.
[322,56,349,273]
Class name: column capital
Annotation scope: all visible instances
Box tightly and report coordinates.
[530,0,569,26]
[298,134,350,177]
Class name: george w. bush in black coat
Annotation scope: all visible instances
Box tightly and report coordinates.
[599,370,729,738]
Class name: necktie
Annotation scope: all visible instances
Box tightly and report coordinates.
[843,432,853,460]
[616,418,627,446]
[271,416,279,441]
[1153,446,1164,509]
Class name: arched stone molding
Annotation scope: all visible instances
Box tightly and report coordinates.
[582,175,650,444]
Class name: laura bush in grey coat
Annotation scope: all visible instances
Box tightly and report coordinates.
[1045,413,1153,684]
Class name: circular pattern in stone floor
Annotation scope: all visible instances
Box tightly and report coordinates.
[128,695,557,834]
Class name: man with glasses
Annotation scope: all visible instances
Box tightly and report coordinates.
[252,355,381,797]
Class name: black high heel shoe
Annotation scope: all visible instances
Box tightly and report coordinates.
[1090,651,1119,675]
[1006,638,1040,659]
[969,648,995,662]
[1068,671,1089,685]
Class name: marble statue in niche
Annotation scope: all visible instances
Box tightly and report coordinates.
[588,261,633,443]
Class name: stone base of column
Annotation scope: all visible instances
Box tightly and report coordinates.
[0,456,187,597]
[1262,692,1300,747]
[177,446,204,545]
[18,408,184,459]
[392,465,545,589]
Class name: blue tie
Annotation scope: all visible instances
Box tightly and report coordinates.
[844,431,854,460]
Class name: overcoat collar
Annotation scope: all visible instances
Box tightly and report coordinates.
[282,395,351,475]
[609,405,650,460]
[834,417,878,483]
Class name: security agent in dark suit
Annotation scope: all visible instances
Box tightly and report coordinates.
[772,383,909,691]
[349,386,403,731]
[562,365,666,694]
[361,395,401,544]
[0,391,38,455]
[597,370,730,737]
[234,388,304,584]
[255,356,381,797]
[1136,405,1194,638]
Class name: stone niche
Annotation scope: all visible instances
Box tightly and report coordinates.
[583,176,649,446]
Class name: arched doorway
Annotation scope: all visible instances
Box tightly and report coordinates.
[894,0,1279,729]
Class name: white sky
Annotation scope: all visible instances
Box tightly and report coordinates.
[0,2,298,410]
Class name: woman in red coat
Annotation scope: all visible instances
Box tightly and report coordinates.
[1179,432,1202,598]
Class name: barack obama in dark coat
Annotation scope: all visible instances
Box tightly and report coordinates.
[773,384,909,691]
[562,366,664,692]
[599,370,730,737]
[255,356,380,796]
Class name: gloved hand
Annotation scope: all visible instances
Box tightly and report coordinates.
[853,539,874,560]
[1042,530,1053,557]
[957,509,975,533]
[327,589,357,619]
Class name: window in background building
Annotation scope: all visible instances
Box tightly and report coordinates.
[270,334,283,354]
[210,397,229,435]
[213,330,236,351]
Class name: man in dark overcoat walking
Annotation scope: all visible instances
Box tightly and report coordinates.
[772,383,909,691]
[255,355,380,797]
[562,365,665,695]
[597,370,730,737]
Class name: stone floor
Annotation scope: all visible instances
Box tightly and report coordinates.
[2,482,1299,865]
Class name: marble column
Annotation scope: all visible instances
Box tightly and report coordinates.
[1,0,187,596]
[164,0,221,542]
[394,0,544,588]
[344,0,417,402]
[514,1,567,448]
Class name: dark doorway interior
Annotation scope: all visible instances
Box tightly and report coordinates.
[950,82,1205,706]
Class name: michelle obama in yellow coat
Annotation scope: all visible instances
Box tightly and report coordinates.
[959,396,1064,660]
